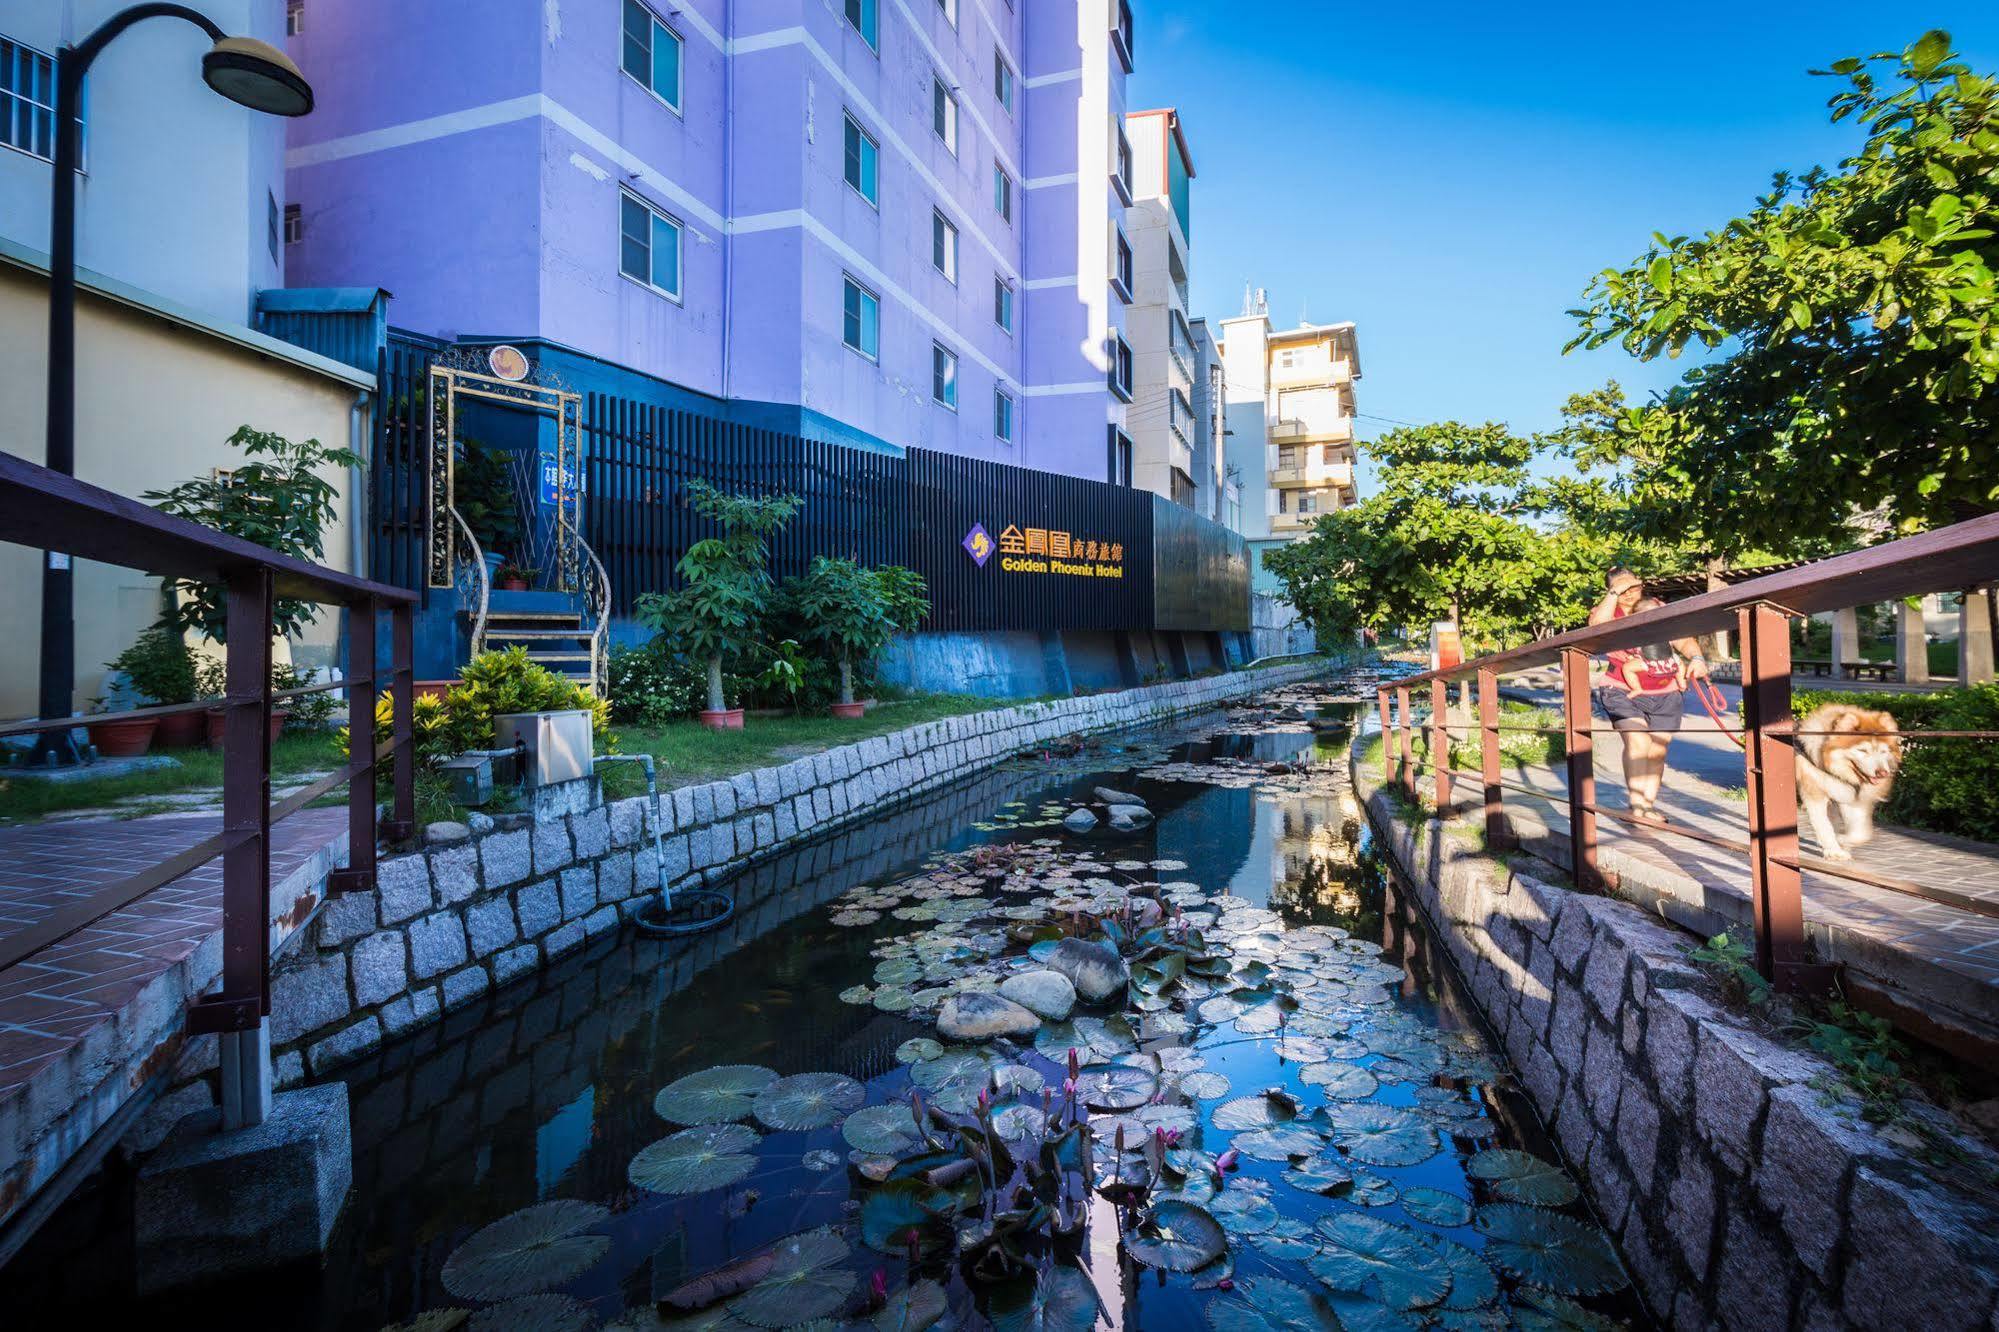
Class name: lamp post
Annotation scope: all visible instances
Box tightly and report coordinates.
[33,4,313,765]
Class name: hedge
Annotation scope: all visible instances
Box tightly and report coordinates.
[1792,685,1999,842]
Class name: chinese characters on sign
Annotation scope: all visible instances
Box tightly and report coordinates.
[988,524,1125,578]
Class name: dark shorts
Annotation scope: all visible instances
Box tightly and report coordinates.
[1594,685,1684,732]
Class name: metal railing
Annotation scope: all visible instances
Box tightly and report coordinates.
[0,449,416,1125]
[1374,511,1999,995]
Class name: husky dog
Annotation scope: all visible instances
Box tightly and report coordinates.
[1796,704,1903,861]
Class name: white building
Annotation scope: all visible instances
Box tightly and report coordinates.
[1120,106,1207,509]
[1189,316,1231,526]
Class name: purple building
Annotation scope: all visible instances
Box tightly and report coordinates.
[283,0,1139,482]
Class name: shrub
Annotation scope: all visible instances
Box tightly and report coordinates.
[608,644,704,725]
[342,647,613,770]
[107,624,197,706]
[273,661,338,729]
[1792,685,1999,841]
[782,560,930,707]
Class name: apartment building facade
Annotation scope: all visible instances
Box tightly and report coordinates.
[1120,105,1210,512]
[1220,303,1361,587]
[1189,316,1231,527]
[283,0,1140,482]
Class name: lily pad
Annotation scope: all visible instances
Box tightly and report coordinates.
[1399,1186,1474,1228]
[1075,1062,1157,1110]
[988,1263,1101,1332]
[1179,1071,1230,1100]
[1308,1213,1450,1310]
[843,1103,924,1156]
[730,1228,856,1327]
[1282,1153,1354,1195]
[1231,1125,1325,1162]
[861,1177,954,1254]
[629,1124,760,1195]
[1126,1200,1227,1272]
[1213,1088,1301,1131]
[1428,1234,1500,1310]
[896,1038,944,1064]
[441,1200,610,1303]
[1201,1277,1339,1332]
[1298,1060,1377,1100]
[1474,1204,1628,1296]
[1465,1149,1580,1207]
[468,1295,594,1332]
[754,1072,865,1131]
[653,1065,779,1126]
[1510,1288,1627,1331]
[1325,1102,1440,1167]
[873,1279,948,1332]
[1207,1178,1279,1234]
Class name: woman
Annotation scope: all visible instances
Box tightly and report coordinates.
[1588,570,1708,824]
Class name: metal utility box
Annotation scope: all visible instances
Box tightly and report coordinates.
[494,710,594,787]
[438,753,494,806]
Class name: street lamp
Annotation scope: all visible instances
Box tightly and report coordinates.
[34,6,313,765]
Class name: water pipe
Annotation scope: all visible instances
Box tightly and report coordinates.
[594,753,734,936]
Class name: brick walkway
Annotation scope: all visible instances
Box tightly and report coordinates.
[0,808,347,1224]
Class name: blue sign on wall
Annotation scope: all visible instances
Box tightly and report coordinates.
[538,453,579,506]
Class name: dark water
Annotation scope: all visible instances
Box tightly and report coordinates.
[5,685,1644,1329]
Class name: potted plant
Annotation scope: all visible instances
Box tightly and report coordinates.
[495,561,538,592]
[107,622,202,747]
[85,698,158,757]
[789,559,930,718]
[197,657,292,746]
[635,481,801,730]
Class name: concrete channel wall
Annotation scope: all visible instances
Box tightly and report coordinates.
[254,659,1332,1086]
[1352,751,1999,1331]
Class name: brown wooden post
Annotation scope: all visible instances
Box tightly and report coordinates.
[1395,684,1413,799]
[1431,676,1451,810]
[1378,686,1393,784]
[1561,647,1598,891]
[1478,666,1506,849]
[385,599,417,841]
[331,598,378,895]
[1740,602,1809,989]
[218,568,273,1127]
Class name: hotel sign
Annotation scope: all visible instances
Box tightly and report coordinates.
[975,523,1126,579]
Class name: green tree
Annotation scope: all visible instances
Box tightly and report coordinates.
[143,426,361,642]
[634,481,802,713]
[787,558,933,707]
[1567,30,1999,555]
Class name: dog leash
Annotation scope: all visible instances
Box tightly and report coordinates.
[1692,677,1748,750]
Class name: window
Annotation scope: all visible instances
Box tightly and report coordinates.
[842,275,879,360]
[1109,331,1133,400]
[843,0,878,49]
[994,389,1014,441]
[1114,127,1133,201]
[621,0,683,111]
[286,0,305,36]
[1112,227,1133,299]
[619,189,683,299]
[267,191,280,261]
[932,343,959,409]
[843,113,878,204]
[1107,426,1133,486]
[994,277,1014,333]
[994,52,1015,113]
[1111,0,1134,71]
[283,203,303,245]
[932,78,957,154]
[1,38,64,163]
[993,164,1013,223]
[937,0,958,26]
[932,210,958,283]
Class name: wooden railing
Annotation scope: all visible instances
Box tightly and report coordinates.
[0,450,416,1126]
[1376,512,1999,995]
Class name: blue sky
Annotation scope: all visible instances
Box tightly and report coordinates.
[1131,4,1999,459]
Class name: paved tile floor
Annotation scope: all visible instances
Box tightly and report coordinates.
[0,808,348,1096]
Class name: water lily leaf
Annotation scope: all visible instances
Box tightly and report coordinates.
[1464,1149,1580,1206]
[1207,1178,1279,1234]
[1308,1213,1449,1310]
[661,1249,778,1311]
[1510,1287,1627,1331]
[754,1072,865,1131]
[1428,1234,1500,1310]
[1075,1062,1156,1111]
[654,1065,779,1126]
[1178,1071,1230,1100]
[441,1199,610,1302]
[896,1038,944,1064]
[1347,1171,1400,1208]
[1201,1277,1340,1332]
[1399,1186,1474,1229]
[1213,1088,1301,1131]
[1281,1153,1354,1195]
[1298,1060,1377,1100]
[1474,1204,1628,1296]
[730,1228,855,1327]
[1231,1125,1324,1162]
[468,1294,594,1332]
[873,1278,948,1332]
[993,1104,1048,1144]
[802,1148,842,1171]
[629,1125,760,1195]
[910,1050,993,1100]
[988,1263,1101,1332]
[1317,1291,1421,1332]
[1248,1216,1319,1262]
[995,1064,1046,1098]
[1325,1102,1440,1167]
[843,1103,924,1156]
[383,1314,471,1332]
[1125,1200,1226,1272]
[861,1178,954,1254]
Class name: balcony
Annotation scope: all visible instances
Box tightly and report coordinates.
[1271,356,1355,389]
[1270,416,1354,445]
[1269,460,1354,489]
[1269,509,1320,533]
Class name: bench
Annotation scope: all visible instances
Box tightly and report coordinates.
[1791,658,1898,682]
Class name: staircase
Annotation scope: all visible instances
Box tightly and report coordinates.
[476,591,598,683]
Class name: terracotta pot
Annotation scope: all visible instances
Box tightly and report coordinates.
[414,680,457,701]
[501,577,528,591]
[204,707,292,746]
[155,709,207,749]
[698,707,745,730]
[89,716,157,757]
[829,701,866,719]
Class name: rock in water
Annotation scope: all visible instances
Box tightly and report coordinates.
[1046,938,1130,1003]
[1094,786,1146,809]
[938,992,1042,1040]
[1063,808,1100,834]
[1107,804,1154,832]
[999,970,1077,1021]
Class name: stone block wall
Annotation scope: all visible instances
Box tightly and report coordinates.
[263,659,1329,1084]
[1355,758,1999,1330]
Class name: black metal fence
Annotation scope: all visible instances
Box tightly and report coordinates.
[374,339,1249,634]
